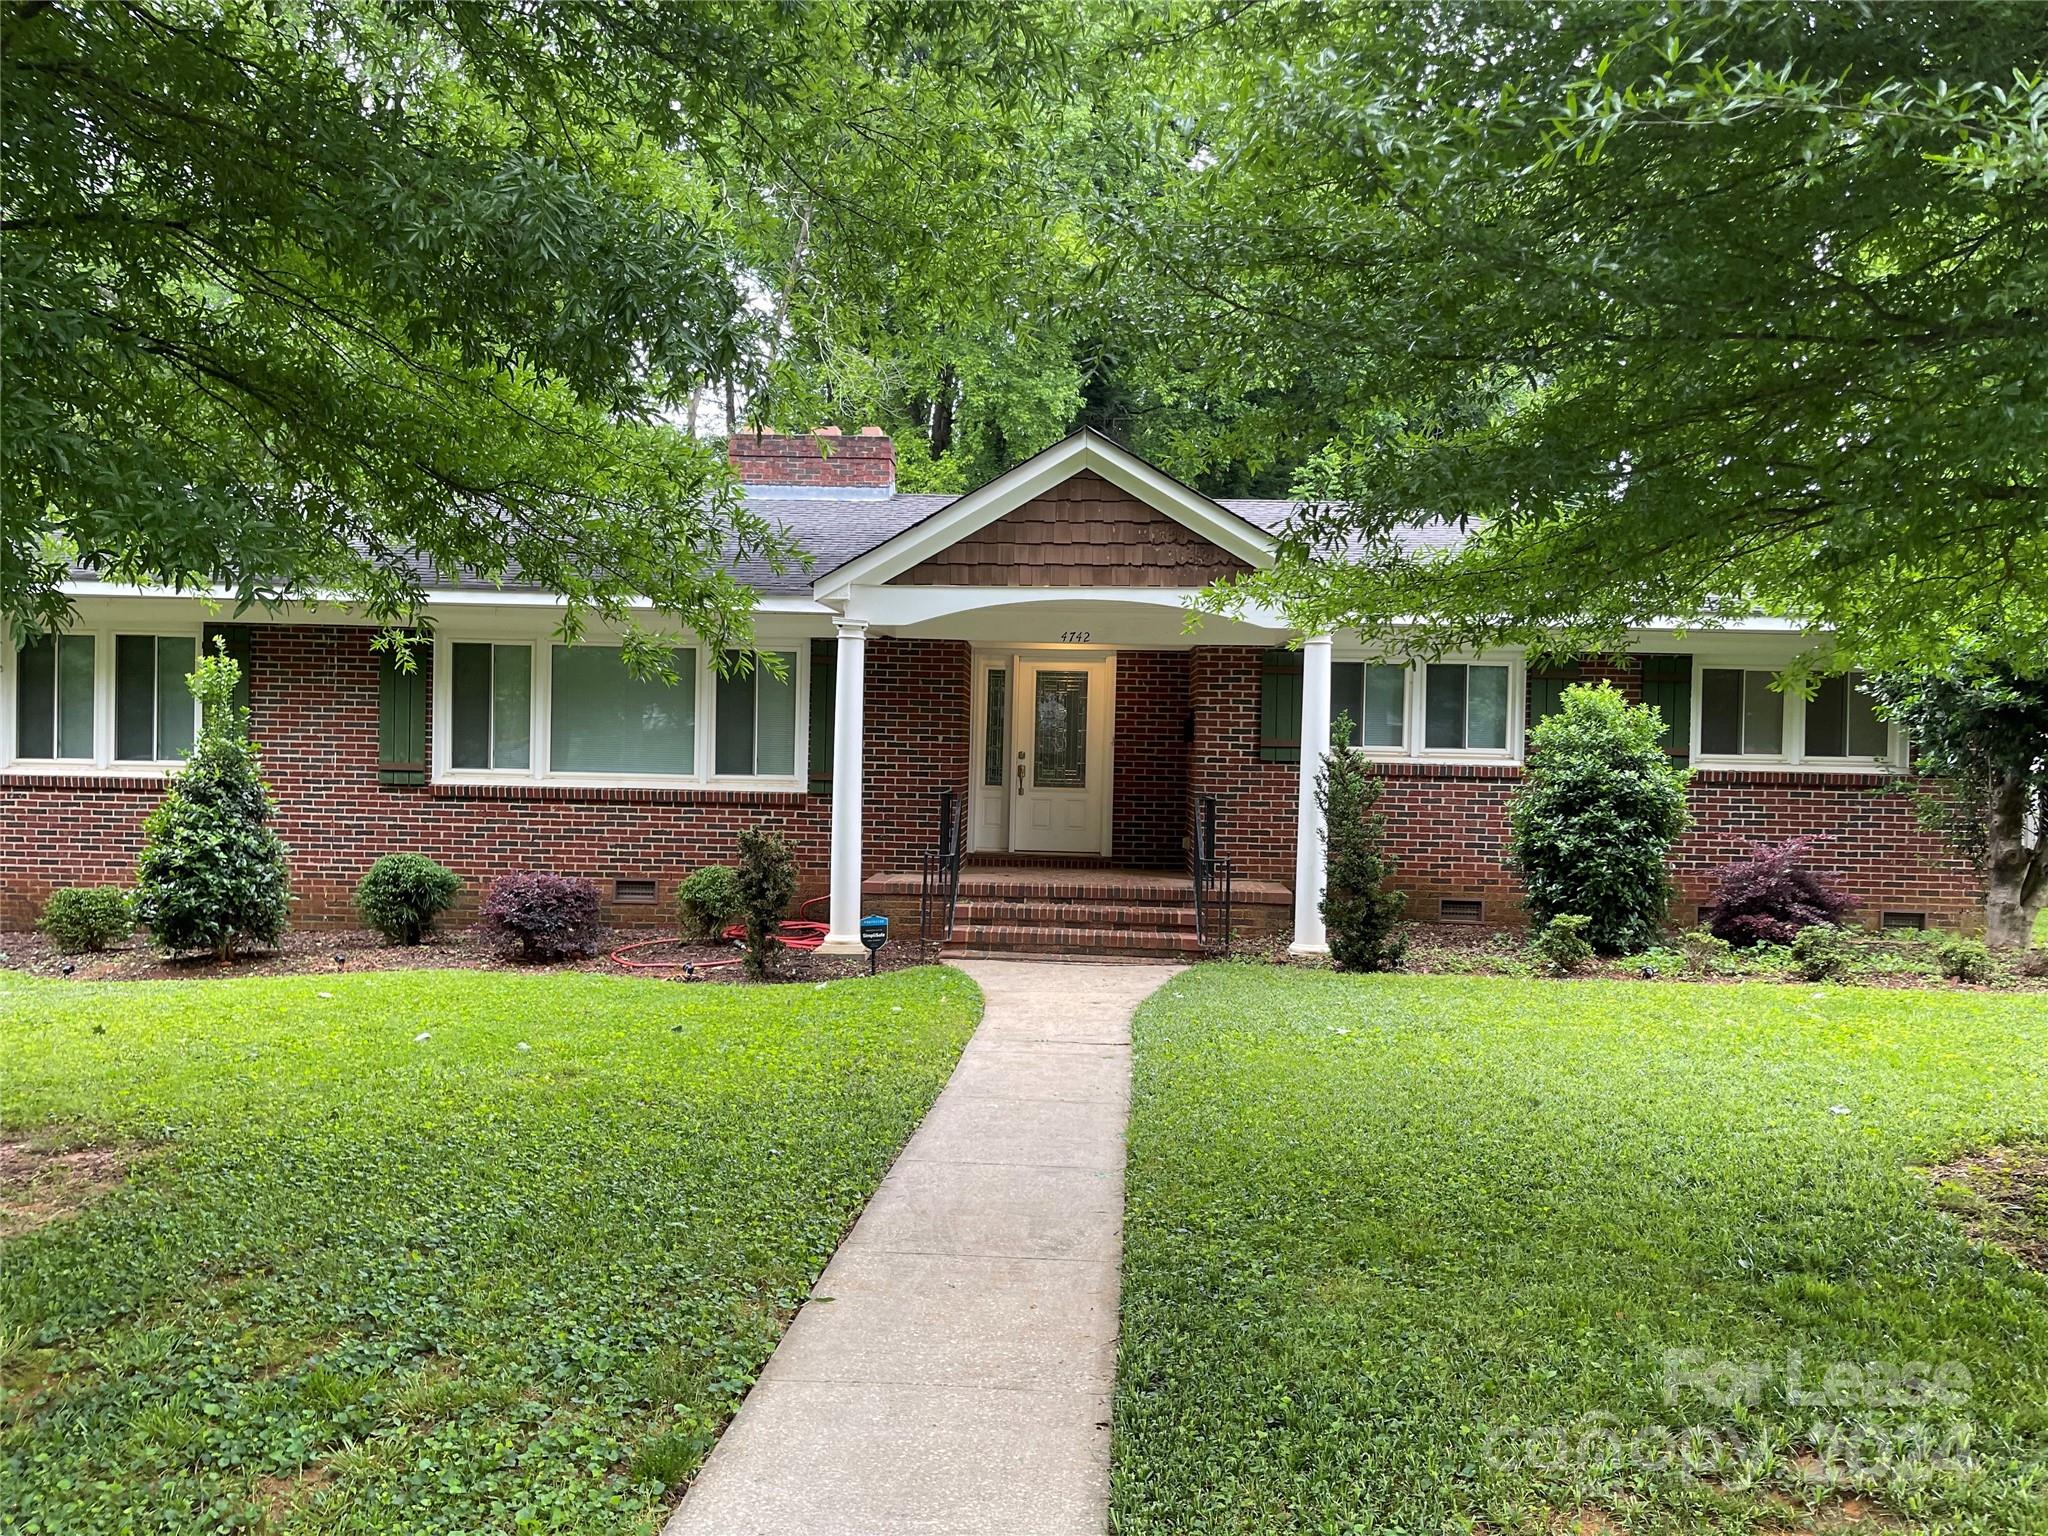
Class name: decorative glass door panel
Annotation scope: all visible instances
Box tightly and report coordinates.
[1032,670,1088,789]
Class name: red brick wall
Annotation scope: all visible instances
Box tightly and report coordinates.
[0,632,1983,934]
[1187,646,1299,882]
[1182,645,1980,929]
[1112,651,1190,869]
[728,428,894,490]
[0,626,965,927]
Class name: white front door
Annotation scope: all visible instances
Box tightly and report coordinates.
[1011,657,1112,855]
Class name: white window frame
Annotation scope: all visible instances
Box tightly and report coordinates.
[430,628,810,791]
[711,648,805,783]
[1330,649,1525,765]
[2,620,205,776]
[1689,653,1905,772]
[441,638,540,778]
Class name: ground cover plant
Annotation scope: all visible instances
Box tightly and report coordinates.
[1115,967,2048,1535]
[0,965,980,1532]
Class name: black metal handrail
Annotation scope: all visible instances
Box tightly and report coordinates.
[918,787,969,945]
[1192,794,1235,955]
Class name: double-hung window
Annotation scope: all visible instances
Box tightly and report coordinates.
[14,632,97,761]
[113,634,199,762]
[1803,672,1891,761]
[715,651,798,778]
[1331,660,1409,750]
[12,629,199,767]
[1423,662,1511,752]
[448,643,533,771]
[1699,668,1785,757]
[550,645,695,776]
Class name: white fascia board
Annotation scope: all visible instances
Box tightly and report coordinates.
[811,429,1276,599]
[52,582,829,618]
[840,583,1293,632]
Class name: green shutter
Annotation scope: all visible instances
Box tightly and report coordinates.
[1259,649,1303,763]
[807,637,835,795]
[201,622,254,720]
[1527,660,1583,725]
[1638,653,1692,764]
[377,641,427,786]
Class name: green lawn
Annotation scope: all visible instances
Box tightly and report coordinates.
[1114,968,2048,1536]
[0,966,980,1534]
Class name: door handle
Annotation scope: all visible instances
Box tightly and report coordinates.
[1016,758,1024,796]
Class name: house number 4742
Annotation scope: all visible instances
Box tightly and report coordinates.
[1059,630,1091,643]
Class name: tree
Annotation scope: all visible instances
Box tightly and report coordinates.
[1,2,1055,659]
[1124,3,2048,676]
[1505,684,1690,955]
[1864,664,2048,948]
[1317,717,1406,971]
[133,645,291,960]
[734,826,798,981]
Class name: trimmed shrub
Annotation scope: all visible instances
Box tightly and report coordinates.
[1529,913,1595,976]
[734,827,797,981]
[1701,836,1855,947]
[676,866,743,940]
[39,887,134,953]
[1791,922,1855,982]
[132,645,290,960]
[1318,721,1407,972]
[481,872,602,961]
[1934,934,1996,985]
[1505,683,1690,955]
[355,855,462,944]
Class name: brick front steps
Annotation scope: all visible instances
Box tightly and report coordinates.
[862,865,1291,959]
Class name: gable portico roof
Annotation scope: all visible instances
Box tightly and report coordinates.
[806,429,1276,600]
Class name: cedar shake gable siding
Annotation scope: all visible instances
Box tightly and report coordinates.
[890,471,1253,588]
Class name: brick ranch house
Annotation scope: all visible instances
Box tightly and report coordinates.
[2,428,1977,955]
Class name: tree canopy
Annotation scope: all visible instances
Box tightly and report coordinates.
[1,0,1056,659]
[1101,1,2048,675]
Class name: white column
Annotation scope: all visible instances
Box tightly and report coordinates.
[1289,634,1334,954]
[817,619,870,955]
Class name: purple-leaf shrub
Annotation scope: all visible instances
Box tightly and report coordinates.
[1701,837,1856,947]
[480,872,602,960]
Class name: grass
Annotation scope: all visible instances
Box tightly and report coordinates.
[1114,967,2048,1535]
[0,966,980,1534]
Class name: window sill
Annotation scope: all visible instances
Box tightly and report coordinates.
[1689,762,1905,784]
[428,779,811,806]
[2,765,171,789]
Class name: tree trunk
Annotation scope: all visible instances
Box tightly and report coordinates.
[1982,768,2046,948]
[929,365,957,458]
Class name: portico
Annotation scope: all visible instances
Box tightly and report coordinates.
[804,428,1333,957]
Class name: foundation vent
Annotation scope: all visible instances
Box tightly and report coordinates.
[614,878,658,906]
[1880,910,1927,931]
[1438,898,1484,925]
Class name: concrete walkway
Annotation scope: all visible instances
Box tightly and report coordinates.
[663,959,1174,1536]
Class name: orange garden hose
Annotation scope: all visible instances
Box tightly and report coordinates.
[608,894,832,976]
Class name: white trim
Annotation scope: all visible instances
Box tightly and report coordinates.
[1688,654,1906,773]
[2,619,205,777]
[429,632,811,793]
[1324,647,1526,766]
[812,429,1276,598]
[54,582,832,617]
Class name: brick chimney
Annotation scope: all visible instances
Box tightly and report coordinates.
[728,426,895,496]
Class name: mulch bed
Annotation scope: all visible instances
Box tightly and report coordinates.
[0,925,940,985]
